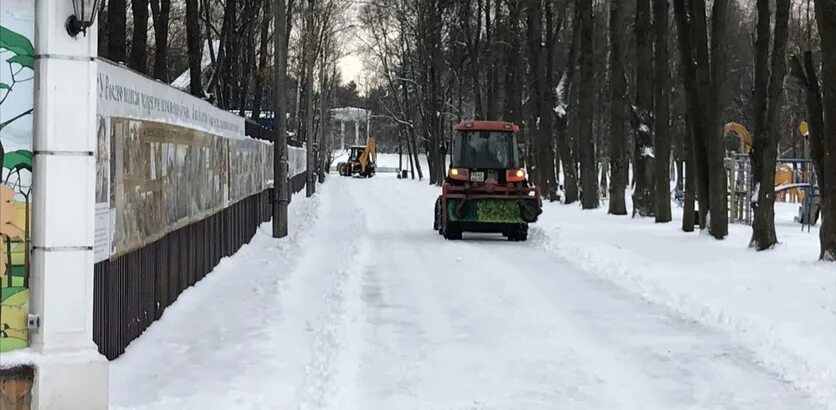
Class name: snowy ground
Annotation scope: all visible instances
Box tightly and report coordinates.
[536,197,835,409]
[110,175,834,410]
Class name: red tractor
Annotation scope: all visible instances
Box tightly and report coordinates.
[433,121,542,241]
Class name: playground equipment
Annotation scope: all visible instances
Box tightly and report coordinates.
[724,122,753,154]
[725,154,754,224]
[722,122,819,228]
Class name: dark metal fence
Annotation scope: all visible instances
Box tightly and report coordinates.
[93,173,306,360]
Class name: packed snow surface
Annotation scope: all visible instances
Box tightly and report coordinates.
[110,175,833,410]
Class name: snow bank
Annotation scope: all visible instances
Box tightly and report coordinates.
[109,190,322,409]
[533,201,835,408]
[0,348,38,369]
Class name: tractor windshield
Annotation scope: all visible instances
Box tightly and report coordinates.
[451,130,520,169]
[349,147,363,161]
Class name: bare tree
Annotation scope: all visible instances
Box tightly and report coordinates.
[460,0,484,118]
[185,0,203,97]
[526,0,559,201]
[150,0,172,81]
[485,0,502,120]
[608,0,627,214]
[106,0,128,62]
[130,0,150,73]
[554,3,580,205]
[672,0,729,239]
[633,0,655,217]
[653,0,672,222]
[218,0,239,108]
[417,0,447,185]
[578,0,598,209]
[504,1,524,130]
[750,0,791,250]
[251,0,273,120]
[814,0,836,260]
[303,0,317,196]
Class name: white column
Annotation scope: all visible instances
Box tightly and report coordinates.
[29,1,109,409]
[354,119,359,146]
[366,110,370,144]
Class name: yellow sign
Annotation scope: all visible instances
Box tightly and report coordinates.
[799,121,809,137]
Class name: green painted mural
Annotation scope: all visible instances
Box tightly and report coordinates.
[0,0,34,353]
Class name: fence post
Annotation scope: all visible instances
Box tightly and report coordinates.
[28,1,109,408]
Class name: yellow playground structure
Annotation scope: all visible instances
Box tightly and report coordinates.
[722,122,818,226]
[723,122,815,203]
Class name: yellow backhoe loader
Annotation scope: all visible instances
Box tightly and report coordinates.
[337,137,377,178]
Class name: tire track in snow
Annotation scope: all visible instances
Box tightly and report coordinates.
[272,179,371,410]
[334,176,818,409]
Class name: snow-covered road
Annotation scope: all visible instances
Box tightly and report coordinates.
[110,175,822,410]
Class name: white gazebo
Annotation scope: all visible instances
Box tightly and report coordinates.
[330,107,370,149]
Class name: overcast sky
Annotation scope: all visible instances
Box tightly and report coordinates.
[338,53,364,89]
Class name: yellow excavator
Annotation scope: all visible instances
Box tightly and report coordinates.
[337,137,377,177]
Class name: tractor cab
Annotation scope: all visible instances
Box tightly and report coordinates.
[447,121,526,185]
[348,146,365,162]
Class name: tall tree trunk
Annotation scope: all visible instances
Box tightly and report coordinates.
[150,0,171,81]
[526,0,544,191]
[578,0,598,209]
[219,0,238,108]
[673,0,728,237]
[238,1,259,116]
[751,0,791,250]
[705,0,730,238]
[555,3,581,205]
[674,0,707,229]
[462,0,484,119]
[653,0,672,222]
[129,0,150,73]
[633,0,655,217]
[201,0,221,104]
[185,0,203,97]
[304,0,316,197]
[400,32,424,181]
[542,1,559,201]
[423,0,446,185]
[485,0,501,120]
[815,0,836,260]
[106,0,127,62]
[608,0,627,215]
[683,119,697,232]
[318,48,330,184]
[251,0,273,121]
[503,1,523,126]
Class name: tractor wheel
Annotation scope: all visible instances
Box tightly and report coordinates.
[440,215,462,240]
[444,223,462,240]
[433,197,442,231]
[507,224,528,242]
[338,163,347,176]
[520,200,542,223]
